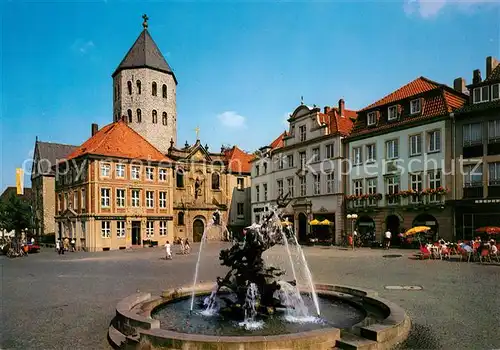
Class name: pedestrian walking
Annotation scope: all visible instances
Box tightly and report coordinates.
[165,241,172,260]
[180,238,185,255]
[184,238,190,254]
[384,230,392,249]
[70,238,76,252]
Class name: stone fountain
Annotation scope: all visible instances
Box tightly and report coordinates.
[108,202,411,350]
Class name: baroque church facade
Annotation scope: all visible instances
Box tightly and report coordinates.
[49,16,251,251]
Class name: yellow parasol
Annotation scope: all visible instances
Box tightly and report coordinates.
[281,220,293,226]
[309,219,321,225]
[404,226,431,236]
[319,219,332,226]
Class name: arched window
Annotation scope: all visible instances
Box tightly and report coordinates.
[162,112,167,125]
[162,84,167,99]
[136,80,141,94]
[127,109,132,123]
[137,109,142,123]
[152,110,157,124]
[127,81,132,95]
[211,172,220,190]
[178,212,185,226]
[152,82,157,96]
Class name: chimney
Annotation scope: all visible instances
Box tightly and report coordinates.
[324,106,330,114]
[338,99,345,117]
[91,123,98,136]
[486,56,499,78]
[472,69,482,84]
[453,77,466,94]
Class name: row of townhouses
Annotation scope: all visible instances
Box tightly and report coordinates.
[251,56,500,245]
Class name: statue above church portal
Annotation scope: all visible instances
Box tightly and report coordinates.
[194,177,203,199]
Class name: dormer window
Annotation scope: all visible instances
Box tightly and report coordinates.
[473,86,489,104]
[299,125,306,142]
[388,106,398,121]
[491,83,499,101]
[367,112,376,126]
[410,99,421,114]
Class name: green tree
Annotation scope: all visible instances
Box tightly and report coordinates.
[0,193,33,250]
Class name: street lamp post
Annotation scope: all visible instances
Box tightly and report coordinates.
[346,213,358,250]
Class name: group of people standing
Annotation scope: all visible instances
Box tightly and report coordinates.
[55,237,76,255]
[164,238,190,260]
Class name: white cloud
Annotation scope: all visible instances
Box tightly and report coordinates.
[404,0,497,18]
[71,39,95,54]
[217,111,247,129]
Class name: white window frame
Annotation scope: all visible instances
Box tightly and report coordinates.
[116,189,125,208]
[146,221,154,237]
[386,139,399,159]
[286,154,294,168]
[299,125,307,142]
[488,162,500,186]
[146,191,154,208]
[299,151,306,168]
[410,99,421,114]
[101,188,110,208]
[366,144,376,162]
[237,177,244,190]
[159,221,167,236]
[367,112,376,126]
[159,168,167,181]
[117,221,125,238]
[353,179,363,207]
[463,164,483,187]
[473,86,490,104]
[326,172,335,194]
[463,123,483,146]
[131,166,140,180]
[409,134,422,156]
[299,176,306,196]
[277,179,283,196]
[312,147,320,162]
[159,191,167,208]
[146,167,154,181]
[428,171,442,202]
[492,83,500,101]
[353,147,362,165]
[367,178,377,206]
[131,189,140,207]
[386,177,400,205]
[101,221,111,238]
[325,143,334,159]
[287,177,294,198]
[388,106,398,120]
[101,163,111,177]
[278,156,284,170]
[428,130,441,153]
[410,173,423,203]
[116,164,125,178]
[313,174,320,195]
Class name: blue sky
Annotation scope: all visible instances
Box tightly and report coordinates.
[1,1,499,191]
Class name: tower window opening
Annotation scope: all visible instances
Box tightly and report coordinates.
[152,110,158,124]
[137,109,142,123]
[127,109,132,123]
[152,82,157,96]
[136,80,141,94]
[127,81,132,95]
[162,112,167,126]
[162,84,167,99]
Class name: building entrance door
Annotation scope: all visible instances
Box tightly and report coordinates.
[193,219,204,242]
[298,213,307,243]
[131,221,141,245]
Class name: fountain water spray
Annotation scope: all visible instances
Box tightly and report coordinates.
[190,221,213,311]
[201,289,218,316]
[239,283,263,330]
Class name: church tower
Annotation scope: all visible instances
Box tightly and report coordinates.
[112,14,177,153]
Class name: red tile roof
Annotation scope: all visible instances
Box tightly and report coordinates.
[270,132,287,150]
[318,107,358,136]
[224,146,253,174]
[360,77,440,111]
[65,119,172,162]
[350,77,467,138]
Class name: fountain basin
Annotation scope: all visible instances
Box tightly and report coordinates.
[109,283,411,350]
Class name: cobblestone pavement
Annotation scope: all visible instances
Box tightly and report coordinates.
[1,243,499,349]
